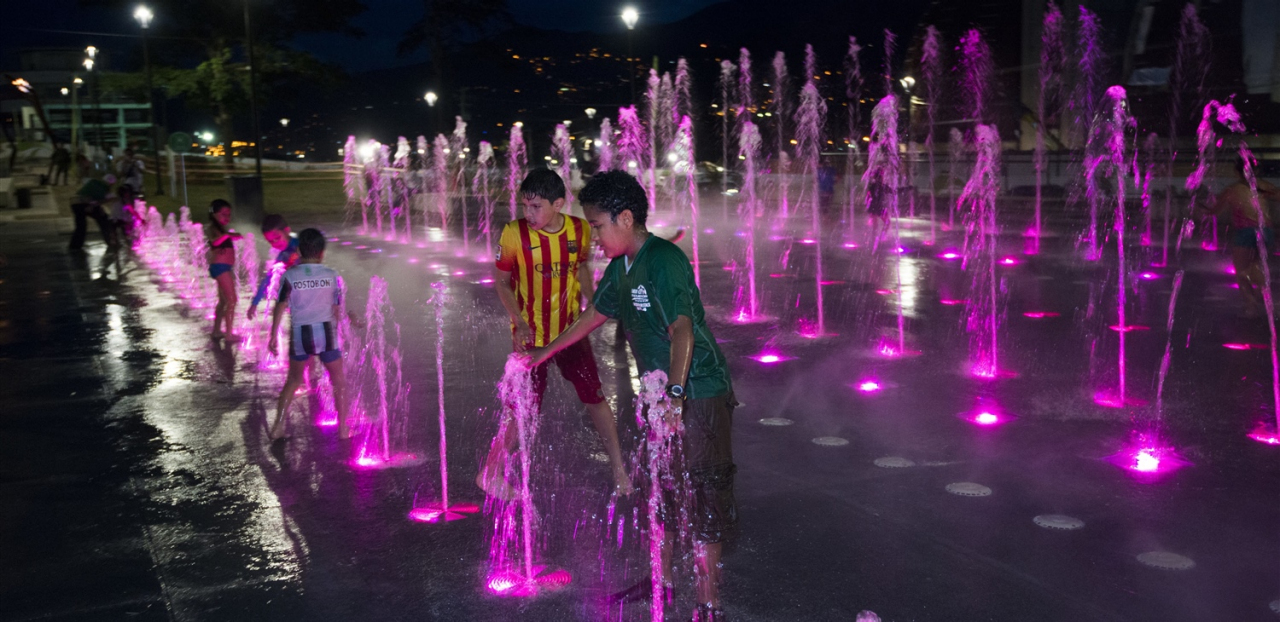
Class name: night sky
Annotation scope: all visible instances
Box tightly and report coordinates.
[3,0,726,73]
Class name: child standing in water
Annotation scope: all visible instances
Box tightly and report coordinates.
[206,199,242,340]
[1202,157,1280,317]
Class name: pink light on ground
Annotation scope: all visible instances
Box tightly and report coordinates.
[856,380,882,393]
[999,256,1018,266]
[478,278,494,284]
[895,246,907,254]
[940,299,967,305]
[408,258,420,264]
[704,228,715,234]
[1201,241,1218,251]
[819,280,845,285]
[1093,391,1148,408]
[768,273,793,278]
[842,241,859,249]
[975,412,999,425]
[1138,272,1159,280]
[1223,342,1270,350]
[1247,425,1280,445]
[1226,265,1236,275]
[408,503,479,523]
[1108,440,1188,476]
[799,238,817,245]
[354,245,367,250]
[370,248,383,253]
[1108,325,1150,332]
[485,567,573,597]
[416,243,427,249]
[875,289,897,295]
[939,251,960,260]
[750,351,796,364]
[327,237,339,242]
[350,452,421,470]
[317,411,338,427]
[453,270,466,276]
[1023,311,1060,318]
[341,241,353,246]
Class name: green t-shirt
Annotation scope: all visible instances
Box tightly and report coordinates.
[592,234,731,399]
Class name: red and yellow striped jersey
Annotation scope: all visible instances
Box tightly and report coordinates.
[495,216,592,346]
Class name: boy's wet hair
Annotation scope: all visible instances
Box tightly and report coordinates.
[579,170,648,227]
[298,228,326,258]
[519,168,566,202]
[209,198,232,219]
[261,214,288,233]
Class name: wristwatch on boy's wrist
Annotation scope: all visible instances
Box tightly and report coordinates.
[665,384,685,400]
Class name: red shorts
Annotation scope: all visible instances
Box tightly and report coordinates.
[531,337,605,406]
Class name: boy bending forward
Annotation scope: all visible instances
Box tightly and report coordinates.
[523,171,736,621]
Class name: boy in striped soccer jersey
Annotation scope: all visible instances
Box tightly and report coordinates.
[477,169,632,500]
[267,228,351,441]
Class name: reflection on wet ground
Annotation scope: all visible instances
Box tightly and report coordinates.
[3,203,1280,621]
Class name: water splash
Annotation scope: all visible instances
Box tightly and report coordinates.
[921,26,943,244]
[736,122,763,321]
[844,37,865,231]
[796,46,828,336]
[772,51,791,168]
[410,282,478,523]
[431,134,450,229]
[1164,4,1212,267]
[1154,271,1186,417]
[1033,2,1066,254]
[352,276,415,468]
[473,141,496,259]
[960,124,1003,379]
[863,95,904,353]
[881,29,897,97]
[487,355,547,594]
[596,118,615,172]
[617,106,648,181]
[674,116,700,285]
[552,123,574,206]
[718,60,736,185]
[505,124,527,221]
[636,370,685,622]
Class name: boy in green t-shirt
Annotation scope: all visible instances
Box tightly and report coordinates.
[522,170,735,621]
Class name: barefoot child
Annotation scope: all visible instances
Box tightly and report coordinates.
[478,168,632,499]
[267,228,351,440]
[522,171,736,621]
[247,214,300,321]
[206,199,243,340]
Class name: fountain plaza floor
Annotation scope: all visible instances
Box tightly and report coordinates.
[3,198,1280,622]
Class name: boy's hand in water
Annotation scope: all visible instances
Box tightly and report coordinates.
[512,321,534,353]
[516,347,548,369]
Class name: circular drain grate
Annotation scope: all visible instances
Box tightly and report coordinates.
[946,482,992,497]
[1136,551,1195,571]
[874,456,915,468]
[759,417,794,426]
[1269,599,1279,614]
[812,436,849,446]
[1033,514,1085,530]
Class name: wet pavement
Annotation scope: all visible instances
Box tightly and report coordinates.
[3,200,1280,621]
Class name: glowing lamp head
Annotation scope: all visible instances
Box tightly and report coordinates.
[279,118,290,127]
[85,45,97,59]
[11,78,31,94]
[621,6,639,29]
[133,4,153,28]
[424,91,438,106]
[83,58,95,71]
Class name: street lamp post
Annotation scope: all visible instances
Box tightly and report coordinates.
[84,47,102,160]
[621,7,639,103]
[244,0,263,177]
[134,5,164,195]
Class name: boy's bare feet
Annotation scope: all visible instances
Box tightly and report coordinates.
[613,468,635,496]
[224,333,244,343]
[476,468,520,501]
[268,419,290,441]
